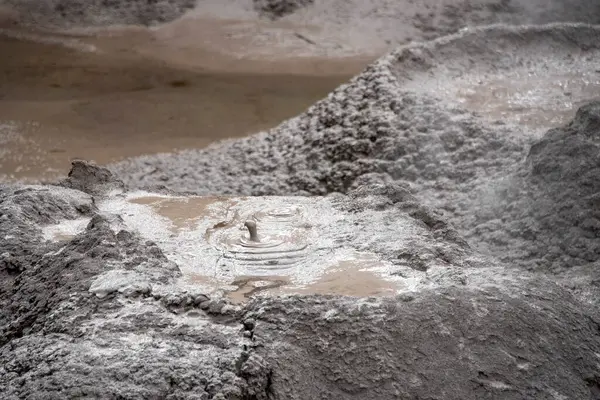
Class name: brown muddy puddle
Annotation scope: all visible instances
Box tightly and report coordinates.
[127,195,401,302]
[0,28,362,182]
[187,257,399,304]
[129,195,240,232]
[454,73,600,131]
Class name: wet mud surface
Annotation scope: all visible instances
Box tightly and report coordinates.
[42,192,416,300]
[0,34,355,182]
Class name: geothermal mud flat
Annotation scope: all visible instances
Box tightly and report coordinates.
[2,10,600,400]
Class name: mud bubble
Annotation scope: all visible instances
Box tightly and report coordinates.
[44,193,410,301]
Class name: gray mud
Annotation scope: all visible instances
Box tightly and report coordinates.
[109,23,599,194]
[1,0,196,27]
[3,17,600,400]
[253,0,314,20]
[2,162,600,399]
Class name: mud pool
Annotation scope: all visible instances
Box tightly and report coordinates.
[42,192,411,301]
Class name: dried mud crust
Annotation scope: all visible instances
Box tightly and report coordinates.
[2,0,197,27]
[248,284,600,400]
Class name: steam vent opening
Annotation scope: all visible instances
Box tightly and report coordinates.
[42,193,410,303]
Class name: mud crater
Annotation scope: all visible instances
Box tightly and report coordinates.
[43,192,408,301]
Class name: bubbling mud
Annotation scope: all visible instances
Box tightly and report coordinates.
[206,203,312,272]
[92,193,407,300]
[41,193,408,300]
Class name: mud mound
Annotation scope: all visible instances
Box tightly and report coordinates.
[0,184,95,278]
[60,159,126,196]
[2,0,196,28]
[109,23,599,196]
[2,164,600,399]
[0,167,264,398]
[250,281,600,399]
[108,23,600,290]
[464,101,600,274]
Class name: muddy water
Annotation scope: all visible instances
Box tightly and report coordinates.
[203,256,398,304]
[129,195,239,231]
[122,195,402,301]
[128,194,318,272]
[0,27,364,182]
[43,194,404,300]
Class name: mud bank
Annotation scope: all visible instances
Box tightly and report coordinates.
[109,23,600,192]
[2,161,600,399]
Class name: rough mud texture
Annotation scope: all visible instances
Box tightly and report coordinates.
[250,282,600,400]
[104,25,600,397]
[463,102,600,272]
[0,163,475,399]
[3,160,600,399]
[60,159,126,196]
[109,25,600,276]
[458,101,600,307]
[0,165,271,399]
[2,0,197,27]
[253,0,314,20]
